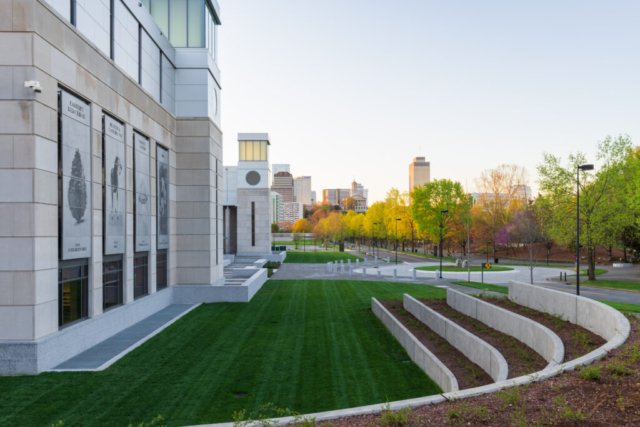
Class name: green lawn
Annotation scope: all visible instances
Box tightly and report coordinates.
[415,265,514,272]
[272,240,320,246]
[600,301,640,314]
[283,251,363,263]
[450,281,509,294]
[572,279,640,292]
[0,280,444,427]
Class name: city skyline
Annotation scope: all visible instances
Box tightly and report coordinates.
[220,0,640,202]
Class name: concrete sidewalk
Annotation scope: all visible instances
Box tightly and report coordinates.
[52,304,197,371]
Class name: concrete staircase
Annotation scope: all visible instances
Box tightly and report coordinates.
[224,255,262,285]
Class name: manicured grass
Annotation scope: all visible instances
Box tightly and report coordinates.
[450,281,509,294]
[600,301,640,314]
[571,280,640,292]
[0,280,445,427]
[283,251,362,263]
[272,240,320,245]
[415,265,514,272]
[569,268,608,276]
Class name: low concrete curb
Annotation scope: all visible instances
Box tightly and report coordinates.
[371,298,458,393]
[447,288,564,370]
[403,294,508,383]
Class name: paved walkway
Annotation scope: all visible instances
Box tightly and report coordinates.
[53,304,196,371]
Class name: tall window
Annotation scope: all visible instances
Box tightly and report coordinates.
[144,0,207,48]
[157,250,168,290]
[134,253,149,299]
[251,201,255,246]
[103,256,123,310]
[58,259,89,327]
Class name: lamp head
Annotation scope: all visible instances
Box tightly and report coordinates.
[441,209,449,213]
[579,164,594,171]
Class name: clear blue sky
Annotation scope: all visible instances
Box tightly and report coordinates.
[219,0,640,202]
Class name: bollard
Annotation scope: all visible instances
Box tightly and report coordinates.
[341,265,345,274]
[377,270,382,278]
[356,259,359,265]
[387,257,390,263]
[349,266,353,276]
[413,269,417,280]
[363,268,367,277]
[560,272,562,281]
[348,259,351,265]
[393,269,398,279]
[333,263,338,273]
[340,260,343,265]
[364,258,368,265]
[327,262,332,273]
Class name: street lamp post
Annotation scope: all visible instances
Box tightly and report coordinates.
[395,218,401,264]
[576,163,594,296]
[439,209,449,279]
[359,224,363,254]
[373,222,378,258]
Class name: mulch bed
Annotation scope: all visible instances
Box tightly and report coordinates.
[380,299,494,390]
[293,316,640,426]
[478,295,606,362]
[419,299,547,379]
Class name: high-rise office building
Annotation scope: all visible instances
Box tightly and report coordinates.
[272,164,290,176]
[310,191,317,204]
[409,157,431,190]
[271,192,283,223]
[271,171,295,203]
[283,202,304,224]
[322,189,351,205]
[294,176,312,206]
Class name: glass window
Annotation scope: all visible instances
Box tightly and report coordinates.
[151,0,169,36]
[239,141,245,161]
[188,0,203,47]
[254,141,261,161]
[246,142,253,161]
[134,253,149,299]
[58,259,89,327]
[141,0,150,10]
[261,141,267,161]
[103,256,123,310]
[169,0,188,47]
[157,250,168,290]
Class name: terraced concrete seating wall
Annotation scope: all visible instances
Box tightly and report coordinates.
[446,288,564,369]
[507,280,626,341]
[371,298,459,393]
[403,294,508,383]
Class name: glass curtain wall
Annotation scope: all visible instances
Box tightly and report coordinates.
[144,0,209,48]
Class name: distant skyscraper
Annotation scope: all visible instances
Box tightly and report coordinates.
[271,192,283,223]
[310,191,317,204]
[294,176,312,206]
[409,157,431,190]
[271,171,295,203]
[323,189,351,205]
[283,202,304,223]
[272,164,290,176]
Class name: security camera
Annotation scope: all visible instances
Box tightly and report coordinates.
[24,81,42,93]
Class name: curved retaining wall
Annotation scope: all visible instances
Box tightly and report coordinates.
[446,288,564,370]
[507,280,627,341]
[371,298,459,393]
[403,294,508,383]
[190,283,631,427]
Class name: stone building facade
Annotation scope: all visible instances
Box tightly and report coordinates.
[0,0,224,374]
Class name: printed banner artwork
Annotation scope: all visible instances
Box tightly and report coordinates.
[157,145,170,250]
[59,90,92,260]
[134,133,151,252]
[103,115,126,255]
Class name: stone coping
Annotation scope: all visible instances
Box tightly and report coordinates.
[371,298,458,393]
[446,288,564,370]
[403,294,508,383]
[188,282,631,427]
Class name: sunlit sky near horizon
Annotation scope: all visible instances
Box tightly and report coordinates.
[219,0,640,203]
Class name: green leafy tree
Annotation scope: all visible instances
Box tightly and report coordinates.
[411,179,469,251]
[537,135,632,280]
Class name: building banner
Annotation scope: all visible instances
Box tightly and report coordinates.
[59,90,92,260]
[134,133,151,252]
[156,145,170,250]
[103,115,126,255]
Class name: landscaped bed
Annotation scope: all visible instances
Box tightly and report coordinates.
[418,299,547,378]
[283,251,363,263]
[0,280,444,427]
[478,295,606,361]
[415,265,514,272]
[294,316,640,426]
[380,300,494,389]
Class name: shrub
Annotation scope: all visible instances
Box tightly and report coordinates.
[579,364,602,380]
[378,403,412,427]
